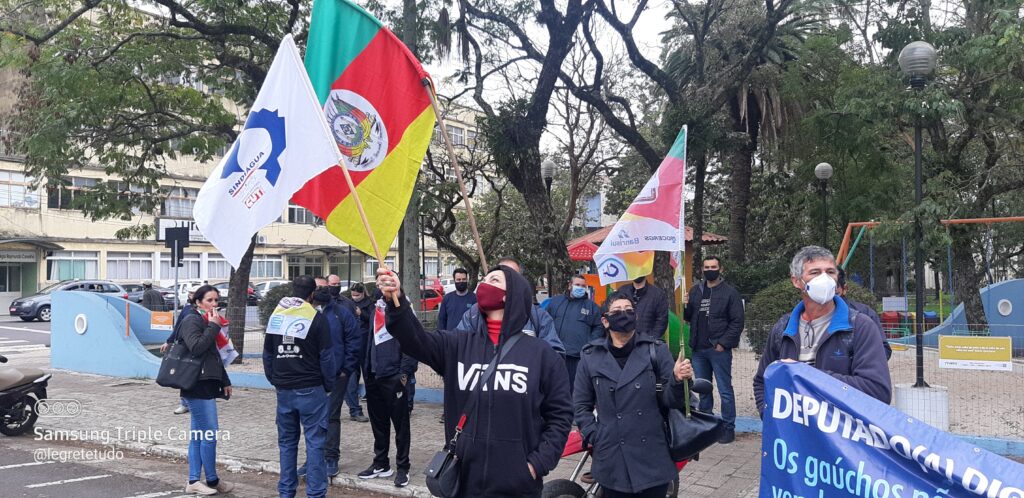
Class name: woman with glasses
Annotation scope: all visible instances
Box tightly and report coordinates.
[573,293,693,498]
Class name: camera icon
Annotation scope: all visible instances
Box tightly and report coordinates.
[35,399,82,418]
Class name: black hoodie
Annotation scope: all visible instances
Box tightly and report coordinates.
[385,266,572,498]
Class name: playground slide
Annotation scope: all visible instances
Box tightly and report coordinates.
[51,291,272,389]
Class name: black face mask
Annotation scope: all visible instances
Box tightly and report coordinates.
[454,281,468,293]
[328,286,342,297]
[704,270,720,282]
[633,276,646,284]
[605,310,637,333]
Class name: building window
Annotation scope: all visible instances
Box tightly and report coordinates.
[159,253,201,280]
[424,257,439,278]
[47,251,99,280]
[0,264,21,292]
[432,124,443,145]
[106,252,154,280]
[447,125,464,146]
[161,186,199,218]
[442,257,458,278]
[364,257,396,277]
[0,171,40,209]
[466,130,478,147]
[288,204,321,225]
[47,177,97,210]
[207,254,232,280]
[288,256,323,279]
[250,255,283,279]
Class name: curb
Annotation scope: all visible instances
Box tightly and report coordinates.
[104,439,433,496]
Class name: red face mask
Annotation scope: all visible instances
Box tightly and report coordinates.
[476,282,506,312]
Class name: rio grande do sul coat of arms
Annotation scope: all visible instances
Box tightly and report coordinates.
[323,89,388,172]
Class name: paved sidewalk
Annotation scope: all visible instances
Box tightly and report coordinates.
[18,349,763,497]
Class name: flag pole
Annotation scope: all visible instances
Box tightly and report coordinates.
[677,126,690,417]
[423,80,489,271]
[335,161,400,306]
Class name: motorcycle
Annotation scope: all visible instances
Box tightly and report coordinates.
[0,354,51,436]
[542,379,714,498]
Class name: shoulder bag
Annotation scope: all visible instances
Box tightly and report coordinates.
[424,334,522,497]
[649,343,725,462]
[156,315,204,390]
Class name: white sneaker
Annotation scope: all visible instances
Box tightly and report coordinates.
[213,480,234,494]
[184,481,217,495]
[174,405,190,415]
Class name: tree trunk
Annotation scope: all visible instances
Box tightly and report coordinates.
[950,226,986,326]
[397,0,421,311]
[726,92,758,264]
[227,235,256,362]
[689,149,708,280]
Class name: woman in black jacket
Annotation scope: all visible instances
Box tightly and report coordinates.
[376,266,572,498]
[178,285,233,496]
[574,293,693,498]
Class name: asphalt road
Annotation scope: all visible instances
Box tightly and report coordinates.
[0,436,396,498]
[0,316,50,357]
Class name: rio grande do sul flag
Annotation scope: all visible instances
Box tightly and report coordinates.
[594,125,687,285]
[194,35,343,267]
[291,0,435,255]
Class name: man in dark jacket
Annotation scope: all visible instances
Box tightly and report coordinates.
[616,276,669,338]
[141,280,165,311]
[753,246,892,418]
[837,268,891,360]
[263,276,336,498]
[358,294,418,487]
[379,265,572,497]
[545,275,603,394]
[311,287,363,477]
[683,256,744,443]
[437,267,477,331]
[345,284,374,422]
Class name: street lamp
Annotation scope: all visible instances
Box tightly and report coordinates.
[900,40,937,388]
[814,162,833,247]
[540,159,556,297]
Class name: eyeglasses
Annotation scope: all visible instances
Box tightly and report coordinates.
[606,309,635,317]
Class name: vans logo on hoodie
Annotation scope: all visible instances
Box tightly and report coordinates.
[457,362,529,393]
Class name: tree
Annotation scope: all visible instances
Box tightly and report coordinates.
[2,0,308,356]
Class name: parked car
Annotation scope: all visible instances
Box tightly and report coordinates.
[163,280,205,305]
[354,281,443,312]
[253,280,289,299]
[124,284,176,310]
[438,278,456,295]
[213,281,259,306]
[9,280,128,322]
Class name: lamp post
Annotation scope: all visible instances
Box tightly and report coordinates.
[899,40,937,389]
[814,162,833,248]
[541,159,556,296]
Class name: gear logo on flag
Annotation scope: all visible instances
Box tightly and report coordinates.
[221,109,287,198]
[324,89,388,172]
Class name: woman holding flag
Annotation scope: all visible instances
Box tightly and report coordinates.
[376,265,572,497]
[177,284,234,496]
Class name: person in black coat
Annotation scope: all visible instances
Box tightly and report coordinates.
[575,293,693,498]
[616,277,669,338]
[377,265,572,498]
[177,285,234,495]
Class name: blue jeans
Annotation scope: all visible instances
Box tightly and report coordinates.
[184,398,219,483]
[344,366,364,417]
[276,386,329,498]
[691,348,736,429]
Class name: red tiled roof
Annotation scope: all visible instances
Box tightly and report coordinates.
[567,240,599,261]
[567,225,727,248]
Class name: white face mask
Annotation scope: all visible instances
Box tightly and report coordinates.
[804,273,836,305]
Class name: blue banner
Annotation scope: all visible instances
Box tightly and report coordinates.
[760,363,1024,498]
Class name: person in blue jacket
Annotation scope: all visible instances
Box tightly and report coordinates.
[753,246,892,417]
[437,268,477,331]
[545,274,604,394]
[307,287,363,478]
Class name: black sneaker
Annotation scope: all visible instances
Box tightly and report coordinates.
[394,469,409,487]
[358,464,393,479]
[718,428,736,444]
[350,414,369,423]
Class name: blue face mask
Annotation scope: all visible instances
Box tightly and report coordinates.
[570,285,587,299]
